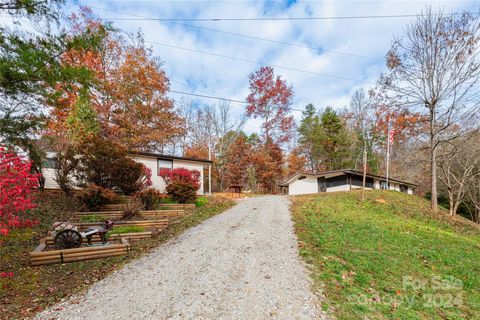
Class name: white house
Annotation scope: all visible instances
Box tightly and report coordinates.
[279,169,415,196]
[42,151,212,195]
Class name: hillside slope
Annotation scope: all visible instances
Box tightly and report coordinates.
[290,190,479,320]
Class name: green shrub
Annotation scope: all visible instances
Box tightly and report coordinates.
[195,196,208,207]
[77,184,115,211]
[79,214,104,223]
[165,181,197,204]
[107,225,145,236]
[136,188,163,210]
[160,196,177,204]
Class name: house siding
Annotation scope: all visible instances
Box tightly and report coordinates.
[288,175,318,195]
[286,172,414,196]
[131,155,205,195]
[41,154,207,195]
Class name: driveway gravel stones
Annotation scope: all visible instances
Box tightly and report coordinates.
[35,195,324,320]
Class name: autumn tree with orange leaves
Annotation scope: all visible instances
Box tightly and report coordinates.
[47,8,184,150]
[246,66,294,145]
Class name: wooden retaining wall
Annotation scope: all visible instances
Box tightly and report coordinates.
[73,210,186,220]
[30,238,130,266]
[76,219,169,231]
[100,203,196,212]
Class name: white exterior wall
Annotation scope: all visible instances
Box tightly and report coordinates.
[132,155,205,195]
[407,187,413,195]
[374,179,380,190]
[132,155,167,193]
[42,155,206,195]
[288,176,318,195]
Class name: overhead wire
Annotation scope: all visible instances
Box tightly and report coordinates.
[91,6,380,61]
[100,11,479,22]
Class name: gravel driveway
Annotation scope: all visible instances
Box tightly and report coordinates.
[36,196,324,320]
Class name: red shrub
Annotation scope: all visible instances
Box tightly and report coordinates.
[159,168,200,203]
[0,147,39,238]
[77,184,116,211]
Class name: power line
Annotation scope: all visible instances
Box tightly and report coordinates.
[91,7,379,61]
[148,40,372,83]
[169,89,305,112]
[170,89,247,104]
[101,11,479,22]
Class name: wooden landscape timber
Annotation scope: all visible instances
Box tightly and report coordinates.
[100,203,196,212]
[30,238,130,266]
[73,209,187,220]
[76,219,169,231]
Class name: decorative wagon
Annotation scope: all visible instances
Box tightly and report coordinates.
[51,220,114,249]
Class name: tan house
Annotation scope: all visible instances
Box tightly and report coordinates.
[279,169,415,196]
[42,151,212,195]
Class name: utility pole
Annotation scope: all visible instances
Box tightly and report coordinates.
[361,146,367,201]
[386,117,391,189]
[208,143,212,195]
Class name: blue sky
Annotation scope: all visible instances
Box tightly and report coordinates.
[67,0,476,133]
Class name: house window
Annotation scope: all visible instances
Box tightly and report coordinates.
[157,159,173,175]
[325,175,347,188]
[351,175,374,188]
[400,185,408,193]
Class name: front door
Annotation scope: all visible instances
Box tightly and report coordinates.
[317,177,326,192]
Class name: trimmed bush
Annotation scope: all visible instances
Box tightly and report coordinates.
[77,184,115,211]
[75,136,152,195]
[159,168,200,204]
[136,188,163,210]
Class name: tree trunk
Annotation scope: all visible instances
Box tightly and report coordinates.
[448,192,454,216]
[429,106,438,212]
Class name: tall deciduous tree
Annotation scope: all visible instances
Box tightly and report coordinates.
[438,132,480,216]
[0,2,106,179]
[246,66,294,144]
[47,8,184,151]
[381,8,480,212]
[224,134,252,188]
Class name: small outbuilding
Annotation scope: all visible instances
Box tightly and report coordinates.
[279,169,415,196]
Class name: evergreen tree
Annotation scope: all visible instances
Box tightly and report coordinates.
[319,107,352,170]
[298,104,323,172]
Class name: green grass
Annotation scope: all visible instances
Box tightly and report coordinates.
[79,214,105,223]
[107,226,145,236]
[291,190,480,320]
[160,196,178,204]
[195,196,208,207]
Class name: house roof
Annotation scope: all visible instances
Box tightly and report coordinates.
[279,169,417,187]
[131,151,212,164]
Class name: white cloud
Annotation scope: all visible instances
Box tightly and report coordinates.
[74,0,476,133]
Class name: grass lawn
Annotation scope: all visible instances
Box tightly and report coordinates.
[0,193,235,319]
[290,190,480,320]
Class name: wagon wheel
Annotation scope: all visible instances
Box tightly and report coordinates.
[54,229,82,249]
